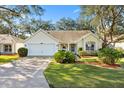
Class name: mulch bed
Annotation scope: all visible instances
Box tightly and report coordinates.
[76,61,121,69]
[81,56,97,58]
[0,54,17,56]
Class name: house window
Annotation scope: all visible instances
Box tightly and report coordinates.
[4,44,12,52]
[70,44,76,52]
[86,41,95,51]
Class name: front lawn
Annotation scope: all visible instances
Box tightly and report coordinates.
[0,55,19,64]
[44,62,124,88]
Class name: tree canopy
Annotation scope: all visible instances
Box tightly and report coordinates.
[80,5,124,47]
[56,17,77,30]
[0,5,44,36]
[56,17,91,31]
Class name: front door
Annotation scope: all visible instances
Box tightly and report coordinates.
[70,44,76,53]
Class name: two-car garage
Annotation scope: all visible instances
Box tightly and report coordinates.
[25,31,58,56]
[26,43,58,56]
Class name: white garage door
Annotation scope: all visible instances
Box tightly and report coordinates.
[27,43,58,56]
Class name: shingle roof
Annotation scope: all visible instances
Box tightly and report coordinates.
[46,30,90,43]
[0,34,24,44]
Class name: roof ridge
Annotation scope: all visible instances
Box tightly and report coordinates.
[46,30,90,32]
[0,34,24,43]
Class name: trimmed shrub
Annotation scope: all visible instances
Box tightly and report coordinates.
[98,47,122,64]
[18,47,28,57]
[78,47,98,56]
[54,50,75,63]
[115,47,124,57]
[65,51,75,63]
[78,50,98,56]
[54,50,65,63]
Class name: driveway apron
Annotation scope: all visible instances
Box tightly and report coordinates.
[0,57,51,88]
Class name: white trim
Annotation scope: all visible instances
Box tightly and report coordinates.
[76,32,103,43]
[67,43,70,51]
[83,39,86,51]
[89,33,103,42]
[24,30,41,42]
[95,42,98,50]
[24,29,59,43]
[42,31,59,43]
[75,33,91,43]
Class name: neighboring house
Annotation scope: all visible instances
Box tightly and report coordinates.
[114,40,124,49]
[0,34,24,54]
[25,30,103,56]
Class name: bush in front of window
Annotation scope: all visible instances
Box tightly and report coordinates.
[87,51,98,56]
[78,51,88,57]
[79,51,98,57]
[78,47,86,57]
[18,47,28,57]
[98,47,122,64]
[54,50,75,63]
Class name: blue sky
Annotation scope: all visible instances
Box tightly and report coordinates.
[41,5,80,23]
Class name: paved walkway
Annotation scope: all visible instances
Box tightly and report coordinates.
[0,57,51,88]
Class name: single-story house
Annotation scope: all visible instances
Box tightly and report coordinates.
[114,40,124,49]
[25,30,103,56]
[0,34,24,54]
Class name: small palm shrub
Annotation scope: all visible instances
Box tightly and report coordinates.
[78,47,83,52]
[54,50,75,63]
[18,47,28,57]
[98,47,122,64]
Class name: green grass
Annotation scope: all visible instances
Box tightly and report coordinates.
[0,55,19,64]
[118,58,124,68]
[79,57,98,62]
[44,62,124,88]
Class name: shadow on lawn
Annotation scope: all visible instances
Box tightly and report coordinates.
[44,63,124,88]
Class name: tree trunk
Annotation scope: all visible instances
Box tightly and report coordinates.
[102,43,108,48]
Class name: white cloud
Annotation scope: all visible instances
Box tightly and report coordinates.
[73,9,80,14]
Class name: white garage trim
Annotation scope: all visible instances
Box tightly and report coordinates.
[24,29,59,43]
[27,43,58,56]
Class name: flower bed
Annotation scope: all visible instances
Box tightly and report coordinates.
[76,61,121,69]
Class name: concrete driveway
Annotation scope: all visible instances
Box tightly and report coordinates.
[0,57,51,88]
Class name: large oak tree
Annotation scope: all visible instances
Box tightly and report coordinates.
[80,5,124,48]
[0,5,44,36]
